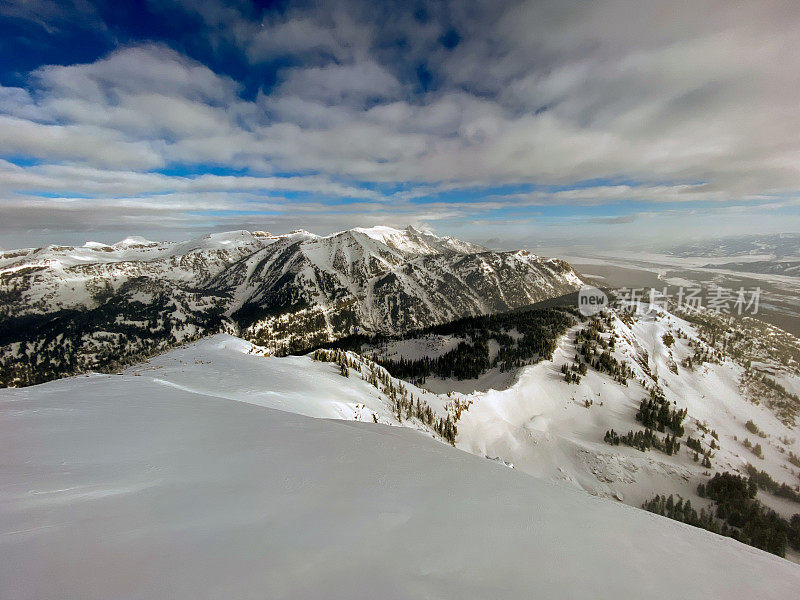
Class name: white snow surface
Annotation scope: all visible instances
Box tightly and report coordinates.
[113,236,157,248]
[0,230,281,273]
[452,309,800,515]
[348,225,487,255]
[127,335,450,424]
[2,335,799,599]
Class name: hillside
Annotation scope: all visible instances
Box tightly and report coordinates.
[2,337,799,599]
[26,319,800,554]
[330,302,800,556]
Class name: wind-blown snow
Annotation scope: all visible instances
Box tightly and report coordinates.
[1,346,799,599]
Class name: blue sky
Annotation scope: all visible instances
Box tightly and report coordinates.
[1,0,799,250]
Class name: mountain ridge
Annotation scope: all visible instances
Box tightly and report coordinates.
[0,226,582,386]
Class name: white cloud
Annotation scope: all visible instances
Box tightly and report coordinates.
[34,44,240,104]
[245,18,348,62]
[0,115,165,170]
[275,60,403,105]
[2,0,800,246]
[0,161,379,199]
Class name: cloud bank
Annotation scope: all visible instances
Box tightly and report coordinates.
[1,0,799,247]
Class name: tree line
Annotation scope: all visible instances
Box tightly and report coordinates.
[361,307,578,384]
[313,347,461,445]
[645,472,800,557]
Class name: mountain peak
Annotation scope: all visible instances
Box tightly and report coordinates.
[113,236,158,248]
[83,241,113,249]
[331,225,487,255]
[350,225,405,239]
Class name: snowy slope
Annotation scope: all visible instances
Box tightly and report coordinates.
[2,343,799,599]
[119,308,800,529]
[0,230,278,272]
[350,225,487,255]
[344,302,800,533]
[126,334,451,429]
[428,308,800,526]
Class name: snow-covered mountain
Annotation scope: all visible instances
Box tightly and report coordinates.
[0,229,279,318]
[209,226,581,350]
[0,226,582,386]
[2,334,799,598]
[300,300,799,553]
